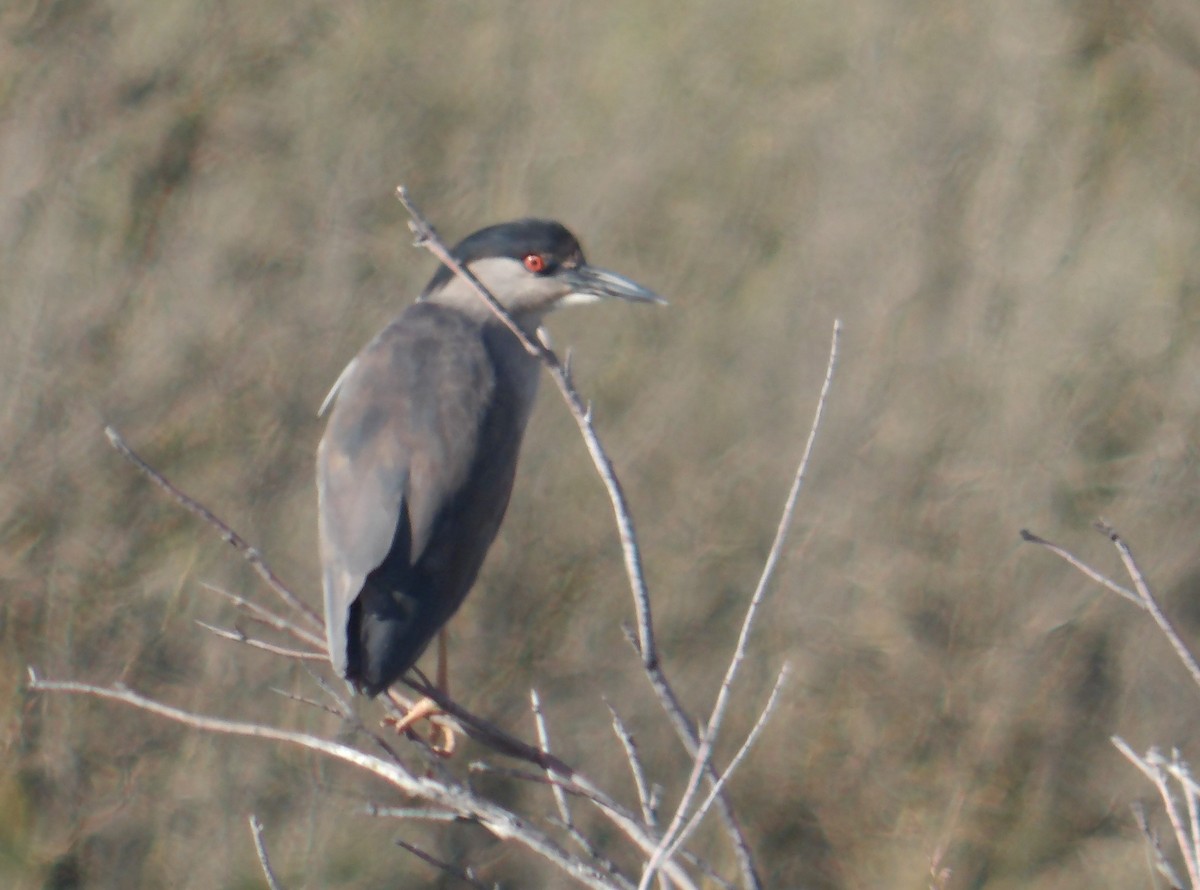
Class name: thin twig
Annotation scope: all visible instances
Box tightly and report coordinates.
[528,692,629,883]
[266,686,344,720]
[1131,802,1186,890]
[661,664,790,866]
[1113,737,1200,888]
[395,838,492,890]
[199,582,326,650]
[1097,522,1200,689]
[607,703,657,829]
[641,665,790,889]
[466,762,645,829]
[365,805,465,822]
[653,320,839,882]
[1017,529,1141,608]
[104,425,323,630]
[307,670,412,768]
[249,815,286,890]
[532,689,574,830]
[195,620,326,660]
[1176,751,1200,870]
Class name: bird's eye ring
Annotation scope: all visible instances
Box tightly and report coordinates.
[523,253,547,273]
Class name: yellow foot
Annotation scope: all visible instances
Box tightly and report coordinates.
[384,693,458,757]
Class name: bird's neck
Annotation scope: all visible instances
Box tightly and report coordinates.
[424,277,543,333]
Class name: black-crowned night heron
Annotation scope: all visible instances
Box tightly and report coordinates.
[317,219,662,740]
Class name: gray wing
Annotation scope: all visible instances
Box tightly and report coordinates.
[317,306,496,676]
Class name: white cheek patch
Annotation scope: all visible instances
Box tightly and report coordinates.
[557,291,603,307]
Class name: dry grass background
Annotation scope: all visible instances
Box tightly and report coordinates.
[5,0,1200,887]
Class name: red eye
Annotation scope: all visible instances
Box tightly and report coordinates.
[523,253,546,273]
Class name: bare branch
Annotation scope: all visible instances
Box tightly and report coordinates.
[105,425,323,631]
[528,690,630,883]
[713,320,838,727]
[1132,802,1186,890]
[25,672,619,888]
[641,665,790,889]
[607,703,657,830]
[656,320,839,882]
[365,805,465,822]
[249,815,286,890]
[1113,737,1200,887]
[199,582,326,650]
[195,620,326,660]
[532,689,574,830]
[1096,522,1200,689]
[265,686,345,720]
[662,665,790,866]
[1017,528,1141,608]
[395,838,493,890]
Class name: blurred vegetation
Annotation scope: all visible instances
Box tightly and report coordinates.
[6,0,1200,887]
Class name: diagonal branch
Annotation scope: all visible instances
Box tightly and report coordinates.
[195,620,327,660]
[660,664,790,867]
[197,581,326,649]
[1113,737,1200,888]
[105,425,324,631]
[607,702,658,830]
[1096,522,1200,689]
[249,815,287,890]
[395,838,492,890]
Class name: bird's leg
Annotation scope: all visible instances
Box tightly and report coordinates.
[383,630,458,756]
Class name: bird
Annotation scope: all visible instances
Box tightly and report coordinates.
[317,218,663,730]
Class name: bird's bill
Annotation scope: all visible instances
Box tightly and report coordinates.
[559,264,667,307]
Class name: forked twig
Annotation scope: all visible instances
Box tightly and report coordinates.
[197,582,326,649]
[659,664,790,868]
[530,690,626,882]
[644,321,839,888]
[1131,802,1186,890]
[1095,522,1200,689]
[1113,738,1200,887]
[1025,522,1200,886]
[1017,529,1141,607]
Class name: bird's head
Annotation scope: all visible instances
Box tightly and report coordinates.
[419,219,664,323]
